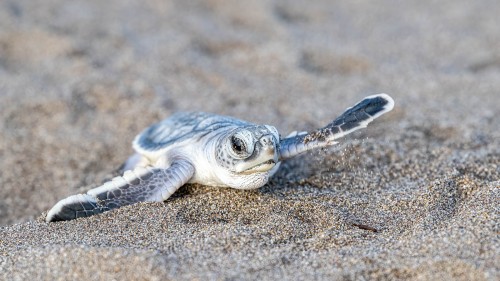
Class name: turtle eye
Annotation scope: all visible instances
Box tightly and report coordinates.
[231,136,246,154]
[228,129,254,158]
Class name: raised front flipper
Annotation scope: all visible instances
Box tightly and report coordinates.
[279,94,394,160]
[46,160,195,222]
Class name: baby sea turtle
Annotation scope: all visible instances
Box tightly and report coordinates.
[46,94,394,222]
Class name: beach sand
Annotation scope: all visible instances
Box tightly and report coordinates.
[0,0,499,280]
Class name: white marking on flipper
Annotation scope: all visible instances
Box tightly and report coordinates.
[122,170,136,183]
[88,181,112,198]
[112,176,128,188]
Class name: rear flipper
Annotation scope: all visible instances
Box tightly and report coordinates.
[279,94,394,160]
[46,159,195,222]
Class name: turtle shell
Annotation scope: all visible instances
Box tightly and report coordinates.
[133,112,249,155]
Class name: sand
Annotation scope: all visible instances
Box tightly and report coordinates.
[0,0,499,280]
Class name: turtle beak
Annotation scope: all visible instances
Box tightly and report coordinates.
[235,134,279,174]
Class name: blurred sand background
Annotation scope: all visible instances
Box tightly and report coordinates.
[0,0,499,280]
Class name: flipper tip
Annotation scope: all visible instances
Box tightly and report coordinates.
[46,194,99,222]
[366,93,395,115]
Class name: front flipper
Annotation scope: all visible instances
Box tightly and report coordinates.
[46,159,195,222]
[279,94,394,160]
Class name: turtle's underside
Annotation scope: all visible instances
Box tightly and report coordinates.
[46,94,394,222]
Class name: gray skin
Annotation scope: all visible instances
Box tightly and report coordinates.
[46,94,394,222]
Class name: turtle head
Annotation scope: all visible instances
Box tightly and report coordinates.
[214,125,281,189]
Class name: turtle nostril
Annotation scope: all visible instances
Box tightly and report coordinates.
[259,135,276,156]
[268,146,275,155]
[260,135,274,146]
